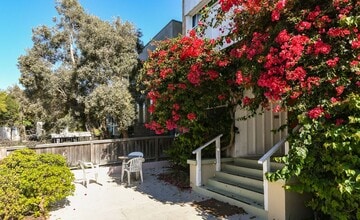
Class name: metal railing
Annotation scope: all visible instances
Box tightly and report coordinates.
[192,134,223,186]
[258,125,301,210]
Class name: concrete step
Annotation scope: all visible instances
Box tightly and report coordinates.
[207,178,264,206]
[221,163,263,180]
[194,185,267,220]
[233,157,285,171]
[214,171,263,193]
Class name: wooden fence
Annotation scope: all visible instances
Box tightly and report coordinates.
[2,136,174,167]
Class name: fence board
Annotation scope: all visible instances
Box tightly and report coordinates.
[5,136,174,167]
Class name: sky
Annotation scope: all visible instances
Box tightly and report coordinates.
[0,0,182,90]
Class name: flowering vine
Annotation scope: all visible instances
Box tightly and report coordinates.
[210,0,360,218]
[141,31,242,137]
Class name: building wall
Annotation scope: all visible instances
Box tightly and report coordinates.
[139,20,182,61]
[0,126,20,141]
[234,105,288,157]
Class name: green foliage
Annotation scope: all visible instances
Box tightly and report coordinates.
[0,91,20,126]
[0,91,7,113]
[18,0,139,133]
[0,148,75,219]
[85,79,136,137]
[167,107,232,168]
[269,93,360,219]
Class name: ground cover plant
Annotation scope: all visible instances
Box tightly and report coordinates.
[0,148,75,219]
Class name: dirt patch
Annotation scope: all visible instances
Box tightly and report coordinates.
[192,198,246,217]
[157,170,247,218]
[157,169,191,190]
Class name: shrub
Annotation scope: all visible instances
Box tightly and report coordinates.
[269,93,360,219]
[0,148,75,219]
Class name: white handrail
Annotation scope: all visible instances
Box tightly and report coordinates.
[192,134,223,186]
[257,125,301,211]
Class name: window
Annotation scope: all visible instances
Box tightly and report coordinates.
[192,13,202,28]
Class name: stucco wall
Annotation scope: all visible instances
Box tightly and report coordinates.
[268,179,313,220]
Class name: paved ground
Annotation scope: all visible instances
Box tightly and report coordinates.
[50,161,256,220]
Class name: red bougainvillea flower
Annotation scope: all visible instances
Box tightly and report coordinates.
[313,39,331,55]
[271,10,281,21]
[207,70,220,80]
[172,112,181,122]
[148,104,155,113]
[218,94,226,100]
[187,112,197,121]
[273,105,282,112]
[178,126,189,134]
[166,120,177,130]
[236,70,244,84]
[177,83,187,90]
[296,21,312,32]
[242,96,252,106]
[326,57,340,67]
[145,121,164,134]
[335,118,345,126]
[167,83,176,91]
[351,35,360,49]
[307,106,325,119]
[173,103,180,111]
[335,85,345,96]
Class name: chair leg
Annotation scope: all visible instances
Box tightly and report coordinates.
[95,173,98,183]
[128,172,131,185]
[140,170,143,182]
[121,167,124,182]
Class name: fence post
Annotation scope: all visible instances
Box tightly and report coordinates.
[155,137,159,161]
[0,147,7,160]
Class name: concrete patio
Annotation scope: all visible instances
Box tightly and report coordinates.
[49,161,255,220]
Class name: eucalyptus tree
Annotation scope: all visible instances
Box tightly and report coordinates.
[18,0,138,134]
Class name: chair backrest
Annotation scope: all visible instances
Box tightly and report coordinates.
[128,151,144,158]
[79,160,86,170]
[127,157,144,172]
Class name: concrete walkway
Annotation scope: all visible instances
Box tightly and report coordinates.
[50,161,255,220]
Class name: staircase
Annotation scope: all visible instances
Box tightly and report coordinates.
[193,157,283,219]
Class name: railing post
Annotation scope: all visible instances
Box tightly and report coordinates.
[215,137,221,172]
[155,137,159,161]
[263,159,270,211]
[284,141,289,154]
[195,151,202,186]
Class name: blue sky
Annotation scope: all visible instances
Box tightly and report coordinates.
[0,0,182,90]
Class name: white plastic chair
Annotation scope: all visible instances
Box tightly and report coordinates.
[128,151,144,158]
[121,157,145,185]
[79,160,99,187]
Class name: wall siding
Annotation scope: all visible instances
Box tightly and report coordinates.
[234,105,287,157]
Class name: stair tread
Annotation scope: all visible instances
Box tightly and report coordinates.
[221,165,263,180]
[211,175,264,193]
[233,158,285,171]
[194,186,267,219]
[203,184,264,208]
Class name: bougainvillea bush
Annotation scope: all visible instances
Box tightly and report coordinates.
[210,0,360,218]
[141,32,243,167]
